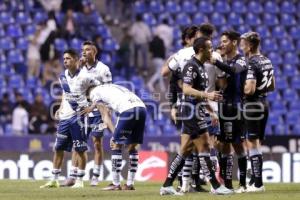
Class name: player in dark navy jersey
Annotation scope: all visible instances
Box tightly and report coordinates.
[240,32,275,192]
[211,30,248,193]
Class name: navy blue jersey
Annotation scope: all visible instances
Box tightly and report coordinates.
[182,57,208,104]
[245,54,274,101]
[220,54,247,103]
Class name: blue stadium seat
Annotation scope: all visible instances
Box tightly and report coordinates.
[146,124,161,136]
[268,113,283,126]
[255,26,271,38]
[267,91,281,101]
[182,1,197,14]
[15,12,31,24]
[175,13,191,27]
[0,75,6,88]
[289,101,300,112]
[54,38,68,52]
[232,1,246,13]
[262,38,278,53]
[248,1,263,13]
[289,26,300,39]
[149,0,164,14]
[143,13,157,26]
[0,26,4,37]
[297,40,300,51]
[283,88,299,102]
[96,25,111,39]
[268,52,282,65]
[211,13,226,26]
[0,12,15,24]
[16,37,28,50]
[163,123,177,135]
[282,64,298,77]
[134,1,146,14]
[275,77,288,90]
[198,1,213,14]
[24,24,36,36]
[274,124,289,135]
[227,13,243,26]
[291,76,300,90]
[265,124,273,135]
[0,63,15,76]
[279,38,295,52]
[173,39,182,52]
[280,1,296,13]
[245,13,261,26]
[103,38,119,51]
[280,14,296,26]
[271,101,287,114]
[6,24,23,38]
[0,50,6,63]
[172,26,181,39]
[192,13,207,25]
[157,14,174,25]
[271,26,286,38]
[264,1,279,14]
[4,124,13,136]
[292,124,300,135]
[8,75,24,89]
[7,50,24,64]
[69,38,83,51]
[264,14,279,26]
[237,25,250,34]
[165,1,180,14]
[214,1,230,13]
[0,37,15,50]
[100,53,112,65]
[33,11,47,23]
[285,111,300,126]
[283,52,299,65]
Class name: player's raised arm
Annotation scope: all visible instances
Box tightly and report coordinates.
[96,104,114,133]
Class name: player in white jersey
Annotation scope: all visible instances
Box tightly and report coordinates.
[63,41,113,187]
[89,84,147,190]
[40,49,99,189]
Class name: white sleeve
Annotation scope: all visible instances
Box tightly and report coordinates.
[100,65,112,84]
[168,53,180,71]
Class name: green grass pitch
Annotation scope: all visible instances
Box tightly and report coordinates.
[0,180,299,200]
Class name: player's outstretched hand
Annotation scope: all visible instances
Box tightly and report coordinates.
[206,91,223,102]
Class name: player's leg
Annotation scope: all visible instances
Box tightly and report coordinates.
[233,142,247,193]
[91,136,103,185]
[61,151,77,187]
[40,119,72,188]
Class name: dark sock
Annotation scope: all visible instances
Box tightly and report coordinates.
[220,156,227,179]
[177,171,182,187]
[224,154,233,189]
[238,156,247,186]
[163,154,185,187]
[192,153,200,186]
[199,154,220,190]
[250,154,263,188]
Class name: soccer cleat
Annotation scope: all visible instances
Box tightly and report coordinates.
[40,180,60,188]
[122,184,135,190]
[102,183,122,191]
[71,180,84,188]
[180,180,190,193]
[60,177,76,187]
[246,185,265,193]
[210,185,234,195]
[160,186,184,196]
[90,177,100,186]
[190,185,209,193]
[235,185,247,193]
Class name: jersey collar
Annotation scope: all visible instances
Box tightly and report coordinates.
[86,60,98,70]
[68,68,80,78]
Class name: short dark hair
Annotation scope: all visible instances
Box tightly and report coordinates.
[181,25,200,46]
[63,49,79,59]
[241,31,260,51]
[193,36,210,54]
[199,23,215,37]
[221,30,241,43]
[82,40,96,47]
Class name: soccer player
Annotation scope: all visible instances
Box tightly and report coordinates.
[63,41,113,187]
[40,49,99,188]
[160,37,233,195]
[210,30,248,192]
[88,84,147,190]
[241,32,275,192]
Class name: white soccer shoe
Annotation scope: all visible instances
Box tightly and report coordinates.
[40,180,60,188]
[160,186,184,196]
[180,180,190,193]
[90,177,100,186]
[235,185,247,193]
[71,180,84,188]
[246,185,265,193]
[211,185,234,195]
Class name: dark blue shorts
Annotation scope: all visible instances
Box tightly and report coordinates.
[112,107,146,145]
[88,115,104,138]
[54,115,88,152]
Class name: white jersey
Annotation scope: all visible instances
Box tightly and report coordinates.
[89,84,145,114]
[58,69,100,120]
[83,61,112,84]
[168,46,194,72]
